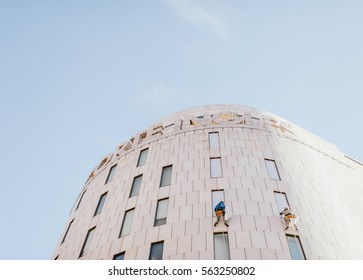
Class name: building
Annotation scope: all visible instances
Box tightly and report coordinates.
[53,104,363,260]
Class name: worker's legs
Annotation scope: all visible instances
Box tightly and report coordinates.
[222,214,229,227]
[214,214,221,227]
[292,218,298,230]
[214,210,229,227]
[284,217,290,230]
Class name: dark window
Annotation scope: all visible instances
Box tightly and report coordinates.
[210,158,222,177]
[61,219,74,244]
[129,175,142,198]
[286,235,306,260]
[265,159,281,180]
[214,233,230,260]
[119,208,135,237]
[160,165,172,187]
[79,227,96,258]
[274,191,290,213]
[105,164,117,184]
[137,148,149,167]
[208,132,220,149]
[113,252,125,260]
[94,192,107,216]
[154,198,169,226]
[76,190,86,211]
[149,241,164,260]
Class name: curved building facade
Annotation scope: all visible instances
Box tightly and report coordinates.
[53,104,363,260]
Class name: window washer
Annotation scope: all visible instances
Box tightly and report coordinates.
[214,201,229,227]
[280,206,298,230]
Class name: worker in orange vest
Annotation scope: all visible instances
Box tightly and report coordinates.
[280,206,298,230]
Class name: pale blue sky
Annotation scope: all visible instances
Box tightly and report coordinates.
[1,0,362,259]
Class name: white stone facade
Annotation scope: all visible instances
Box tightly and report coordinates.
[53,104,363,260]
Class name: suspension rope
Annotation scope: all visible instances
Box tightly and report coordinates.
[259,122,299,238]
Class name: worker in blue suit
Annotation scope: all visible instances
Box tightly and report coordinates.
[214,201,229,227]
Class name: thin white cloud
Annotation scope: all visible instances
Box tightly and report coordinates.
[164,0,231,41]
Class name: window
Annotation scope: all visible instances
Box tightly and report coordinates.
[129,175,142,198]
[119,208,135,237]
[265,159,281,180]
[154,198,169,226]
[210,158,222,178]
[113,252,125,260]
[76,190,86,211]
[160,165,172,187]
[274,191,289,213]
[94,192,107,216]
[61,219,74,244]
[209,132,220,149]
[214,233,230,260]
[286,235,306,260]
[105,164,117,184]
[211,190,224,213]
[79,227,96,258]
[149,241,164,260]
[137,148,149,167]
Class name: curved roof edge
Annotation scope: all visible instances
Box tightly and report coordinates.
[157,104,279,123]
